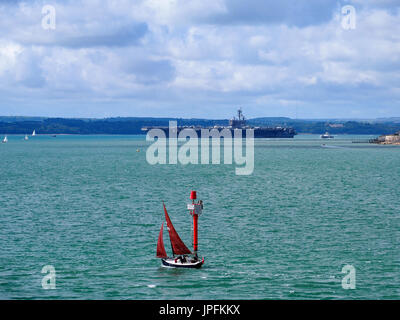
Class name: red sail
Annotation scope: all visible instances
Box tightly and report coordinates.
[156,222,168,258]
[163,203,192,255]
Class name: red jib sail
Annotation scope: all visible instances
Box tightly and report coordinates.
[163,203,192,255]
[156,222,168,258]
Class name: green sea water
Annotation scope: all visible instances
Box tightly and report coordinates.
[0,134,399,299]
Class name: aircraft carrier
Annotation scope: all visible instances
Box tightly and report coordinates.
[142,109,297,138]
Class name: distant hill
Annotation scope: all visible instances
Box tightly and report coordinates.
[249,117,292,123]
[1,116,400,135]
[248,118,400,135]
[0,117,228,135]
[375,117,400,123]
[0,116,47,123]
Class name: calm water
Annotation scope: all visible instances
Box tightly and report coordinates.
[0,134,399,299]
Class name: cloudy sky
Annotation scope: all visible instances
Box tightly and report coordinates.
[0,0,399,119]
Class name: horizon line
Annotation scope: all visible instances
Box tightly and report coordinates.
[1,115,400,121]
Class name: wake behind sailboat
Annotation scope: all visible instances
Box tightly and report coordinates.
[156,191,205,268]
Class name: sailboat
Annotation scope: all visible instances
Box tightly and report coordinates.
[2,136,8,143]
[156,191,205,268]
[24,134,29,141]
[32,130,36,136]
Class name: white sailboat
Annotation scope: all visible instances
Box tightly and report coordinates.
[32,130,36,136]
[2,136,8,143]
[24,134,29,141]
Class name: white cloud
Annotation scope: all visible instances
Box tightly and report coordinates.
[0,0,399,118]
[0,42,23,76]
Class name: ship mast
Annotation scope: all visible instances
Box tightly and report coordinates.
[237,108,246,126]
[238,108,243,121]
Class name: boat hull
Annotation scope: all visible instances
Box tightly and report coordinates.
[161,257,204,269]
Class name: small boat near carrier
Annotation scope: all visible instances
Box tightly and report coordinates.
[156,191,205,268]
[320,132,334,139]
[2,136,8,143]
[32,130,36,137]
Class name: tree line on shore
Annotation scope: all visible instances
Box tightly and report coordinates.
[0,116,399,135]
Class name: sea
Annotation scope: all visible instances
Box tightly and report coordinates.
[0,134,399,299]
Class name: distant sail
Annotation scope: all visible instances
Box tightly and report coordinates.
[156,222,168,258]
[163,203,192,255]
[2,136,7,143]
[32,130,36,136]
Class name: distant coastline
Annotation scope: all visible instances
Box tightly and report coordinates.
[1,116,400,135]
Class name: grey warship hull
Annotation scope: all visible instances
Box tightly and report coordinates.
[141,109,297,138]
[142,126,296,138]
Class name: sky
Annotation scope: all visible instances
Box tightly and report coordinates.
[0,0,399,119]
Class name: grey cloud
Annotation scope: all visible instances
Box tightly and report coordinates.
[17,22,149,48]
[203,0,339,27]
[12,49,46,88]
[124,59,176,85]
[351,0,400,11]
[58,22,149,48]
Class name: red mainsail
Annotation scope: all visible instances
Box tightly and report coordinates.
[156,222,168,258]
[163,203,192,255]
